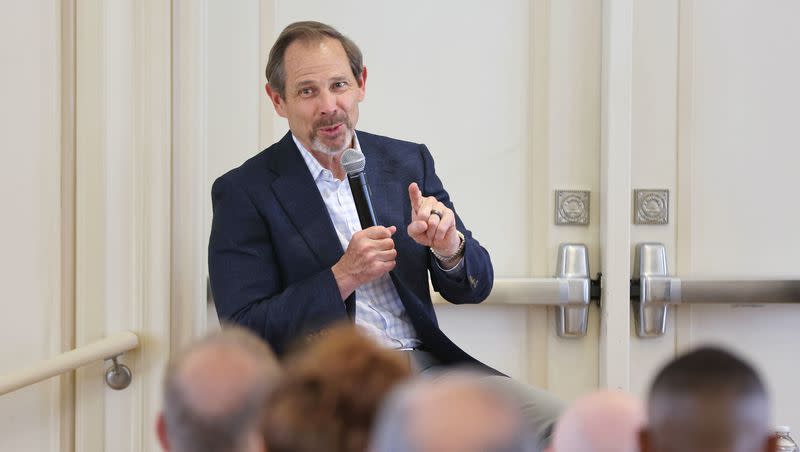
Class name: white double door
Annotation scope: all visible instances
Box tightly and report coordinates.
[422,0,800,431]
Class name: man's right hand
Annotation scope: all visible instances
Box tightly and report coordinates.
[332,225,397,300]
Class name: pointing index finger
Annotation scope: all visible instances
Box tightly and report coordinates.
[408,182,423,214]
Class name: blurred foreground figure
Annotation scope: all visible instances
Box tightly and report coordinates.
[261,325,411,452]
[157,327,281,452]
[639,346,777,452]
[547,390,645,452]
[370,373,538,452]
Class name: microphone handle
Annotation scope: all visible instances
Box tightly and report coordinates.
[348,172,378,229]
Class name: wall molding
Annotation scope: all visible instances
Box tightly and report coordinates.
[674,0,696,353]
[172,0,209,353]
[74,0,171,449]
[59,0,76,449]
[259,0,277,149]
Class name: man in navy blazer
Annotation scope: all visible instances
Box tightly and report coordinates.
[209,20,562,444]
[210,130,495,368]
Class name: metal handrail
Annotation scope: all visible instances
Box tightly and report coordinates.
[0,331,139,396]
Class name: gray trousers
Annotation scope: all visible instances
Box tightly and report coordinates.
[399,350,564,448]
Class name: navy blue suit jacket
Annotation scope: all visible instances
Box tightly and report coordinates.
[209,131,498,373]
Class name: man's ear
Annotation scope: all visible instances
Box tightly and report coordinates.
[156,412,171,451]
[356,66,367,101]
[638,427,652,452]
[265,83,287,118]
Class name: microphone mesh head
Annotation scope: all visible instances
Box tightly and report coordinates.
[341,148,366,175]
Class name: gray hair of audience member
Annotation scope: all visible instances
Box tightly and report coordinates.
[641,346,775,452]
[370,372,539,452]
[157,326,281,452]
[548,390,644,452]
[265,21,364,99]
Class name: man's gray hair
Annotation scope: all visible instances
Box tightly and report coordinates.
[370,373,539,452]
[161,326,280,452]
[368,380,421,452]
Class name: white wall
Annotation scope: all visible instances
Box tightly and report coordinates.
[0,1,65,450]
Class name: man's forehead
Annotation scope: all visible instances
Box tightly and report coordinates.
[283,37,350,80]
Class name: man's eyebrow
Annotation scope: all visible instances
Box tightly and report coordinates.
[293,75,348,89]
[294,79,318,88]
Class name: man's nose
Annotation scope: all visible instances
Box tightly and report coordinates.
[318,89,338,115]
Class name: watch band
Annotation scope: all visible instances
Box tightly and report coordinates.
[430,231,465,264]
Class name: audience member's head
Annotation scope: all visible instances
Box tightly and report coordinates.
[261,324,411,452]
[640,346,777,452]
[157,326,281,452]
[370,372,537,452]
[547,390,644,452]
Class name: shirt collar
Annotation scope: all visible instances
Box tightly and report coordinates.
[292,132,362,182]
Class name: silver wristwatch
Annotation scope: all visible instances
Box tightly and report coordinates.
[430,231,465,264]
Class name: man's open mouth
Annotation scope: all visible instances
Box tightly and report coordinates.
[317,123,343,136]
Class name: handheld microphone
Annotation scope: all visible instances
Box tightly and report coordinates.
[341,148,378,229]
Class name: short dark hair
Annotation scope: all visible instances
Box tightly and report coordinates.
[649,346,766,402]
[645,346,771,452]
[265,21,364,99]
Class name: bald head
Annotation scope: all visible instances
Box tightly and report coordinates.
[158,327,281,452]
[371,374,536,452]
[640,347,776,452]
[174,340,268,417]
[549,390,644,452]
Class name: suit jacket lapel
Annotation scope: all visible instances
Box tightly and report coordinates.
[269,133,344,268]
[267,132,399,265]
[360,133,396,227]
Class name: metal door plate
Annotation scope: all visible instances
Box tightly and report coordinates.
[555,190,590,225]
[634,189,669,224]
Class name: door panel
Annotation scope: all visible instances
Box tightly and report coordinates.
[677,0,800,429]
[687,305,800,427]
[629,0,800,428]
[435,305,530,379]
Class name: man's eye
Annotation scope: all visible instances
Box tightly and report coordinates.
[299,88,315,97]
[332,81,348,90]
